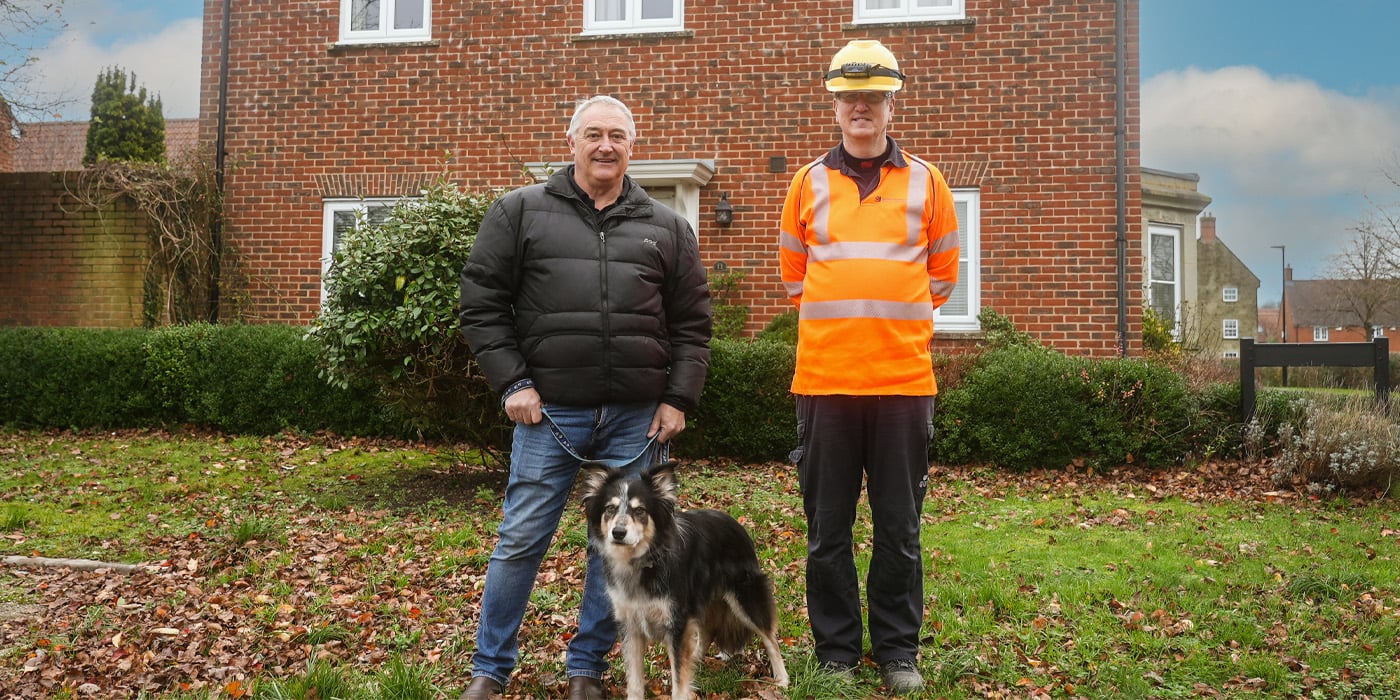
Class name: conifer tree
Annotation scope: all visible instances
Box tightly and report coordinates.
[83,66,165,164]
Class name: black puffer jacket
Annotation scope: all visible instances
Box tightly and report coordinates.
[459,167,712,412]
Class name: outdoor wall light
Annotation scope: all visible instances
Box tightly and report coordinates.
[715,192,734,227]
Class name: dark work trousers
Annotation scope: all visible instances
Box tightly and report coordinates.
[792,394,934,668]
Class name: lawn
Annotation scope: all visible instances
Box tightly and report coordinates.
[1,429,1397,699]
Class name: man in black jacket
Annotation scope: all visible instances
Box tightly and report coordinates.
[457,95,712,700]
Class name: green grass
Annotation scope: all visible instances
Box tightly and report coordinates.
[1,430,1397,699]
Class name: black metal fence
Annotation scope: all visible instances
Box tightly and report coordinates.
[1239,337,1391,423]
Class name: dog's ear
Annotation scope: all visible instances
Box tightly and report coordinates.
[644,461,680,505]
[578,464,611,504]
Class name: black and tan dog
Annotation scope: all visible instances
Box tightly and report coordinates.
[579,462,790,700]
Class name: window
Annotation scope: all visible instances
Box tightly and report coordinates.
[1222,319,1239,340]
[1313,326,1329,342]
[1223,350,1239,359]
[855,0,964,24]
[1374,326,1387,339]
[1147,224,1181,338]
[583,0,683,34]
[340,0,430,44]
[934,189,981,333]
[1223,287,1238,303]
[321,198,402,301]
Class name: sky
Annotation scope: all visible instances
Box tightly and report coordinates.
[9,0,1400,305]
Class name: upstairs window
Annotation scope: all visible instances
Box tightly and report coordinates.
[341,0,430,44]
[1222,319,1239,340]
[1313,326,1329,342]
[1222,286,1238,303]
[855,0,964,24]
[584,0,683,34]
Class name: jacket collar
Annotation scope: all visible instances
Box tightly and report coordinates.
[821,135,908,174]
[546,166,649,211]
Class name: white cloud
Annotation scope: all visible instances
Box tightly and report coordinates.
[1144,66,1400,198]
[28,16,202,120]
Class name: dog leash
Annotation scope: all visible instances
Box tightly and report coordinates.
[540,407,665,468]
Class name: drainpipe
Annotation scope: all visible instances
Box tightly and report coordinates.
[211,0,231,321]
[1113,0,1129,356]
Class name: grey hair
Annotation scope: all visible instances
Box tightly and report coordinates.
[566,95,636,139]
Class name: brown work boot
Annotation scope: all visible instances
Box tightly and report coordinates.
[459,676,503,700]
[567,675,605,700]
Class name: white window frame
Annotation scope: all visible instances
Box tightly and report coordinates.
[1313,326,1329,342]
[321,198,404,302]
[934,189,980,333]
[1222,286,1238,303]
[854,0,964,24]
[583,0,684,34]
[339,0,431,44]
[1222,319,1239,340]
[1373,326,1386,339]
[1147,224,1182,339]
[1223,350,1239,359]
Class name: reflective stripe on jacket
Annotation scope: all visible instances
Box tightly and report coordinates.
[779,144,959,396]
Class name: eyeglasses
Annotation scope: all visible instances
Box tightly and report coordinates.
[835,91,892,105]
[579,130,632,145]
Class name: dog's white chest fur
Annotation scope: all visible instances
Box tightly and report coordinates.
[609,588,672,643]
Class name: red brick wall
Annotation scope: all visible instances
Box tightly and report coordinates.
[0,173,147,327]
[201,0,1142,357]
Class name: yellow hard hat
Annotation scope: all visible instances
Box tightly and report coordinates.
[824,39,905,92]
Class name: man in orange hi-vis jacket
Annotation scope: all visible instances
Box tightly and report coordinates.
[779,38,959,696]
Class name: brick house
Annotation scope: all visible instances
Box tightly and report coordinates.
[1284,268,1400,344]
[200,0,1142,356]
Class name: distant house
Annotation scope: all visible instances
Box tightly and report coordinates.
[1194,214,1259,358]
[1,118,200,173]
[0,99,17,172]
[1285,269,1400,343]
[197,0,1146,357]
[1140,168,1260,358]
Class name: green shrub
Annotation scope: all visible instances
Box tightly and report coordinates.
[0,327,155,429]
[758,310,798,346]
[306,180,506,446]
[934,344,1194,470]
[679,338,797,462]
[144,323,387,434]
[709,269,750,341]
[0,326,385,435]
[934,345,1086,469]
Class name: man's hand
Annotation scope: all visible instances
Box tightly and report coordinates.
[649,403,686,443]
[504,387,543,425]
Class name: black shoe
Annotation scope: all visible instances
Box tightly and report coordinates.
[568,675,605,700]
[880,658,924,694]
[460,675,503,700]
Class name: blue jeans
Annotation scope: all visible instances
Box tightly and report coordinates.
[471,401,664,685]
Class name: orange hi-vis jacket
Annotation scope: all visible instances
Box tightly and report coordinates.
[779,142,960,396]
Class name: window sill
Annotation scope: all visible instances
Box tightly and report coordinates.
[571,30,694,42]
[844,17,975,30]
[329,39,439,51]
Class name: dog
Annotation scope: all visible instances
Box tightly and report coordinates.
[579,461,790,700]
